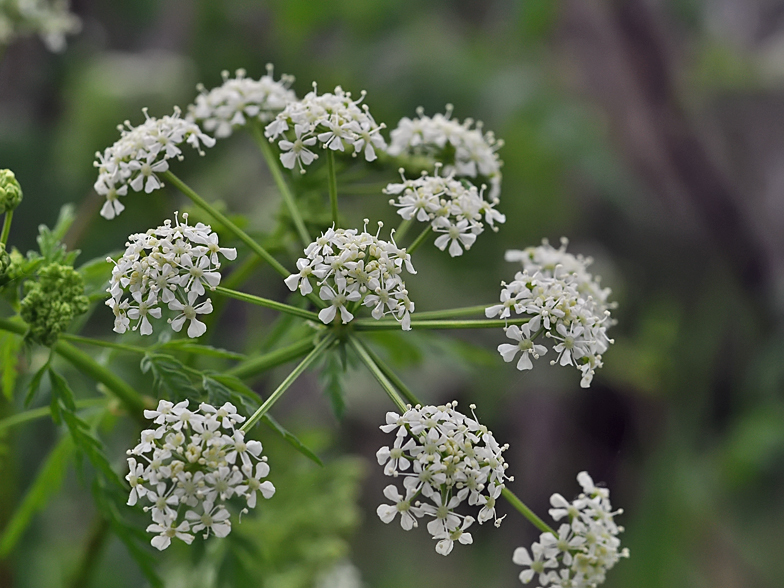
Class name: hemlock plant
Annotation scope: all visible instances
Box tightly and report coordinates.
[0,65,627,588]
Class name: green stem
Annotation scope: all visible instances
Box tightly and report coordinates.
[353,317,531,331]
[0,318,147,424]
[501,487,556,535]
[227,336,316,381]
[67,516,110,588]
[0,210,13,245]
[412,305,492,320]
[251,124,311,245]
[60,333,149,355]
[349,337,407,412]
[0,399,106,432]
[407,225,432,254]
[240,333,335,431]
[163,171,290,278]
[327,151,339,226]
[394,218,412,242]
[358,338,420,406]
[214,286,320,321]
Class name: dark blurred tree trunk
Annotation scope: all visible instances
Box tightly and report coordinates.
[558,0,773,309]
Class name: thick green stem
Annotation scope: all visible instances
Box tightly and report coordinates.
[358,338,420,406]
[395,218,412,242]
[251,124,311,245]
[240,333,335,431]
[407,225,432,254]
[0,399,106,432]
[349,337,407,412]
[353,317,531,331]
[0,318,147,424]
[0,210,12,245]
[214,286,320,321]
[67,516,110,588]
[60,333,149,355]
[412,305,493,320]
[501,487,556,535]
[327,151,339,226]
[227,336,317,381]
[163,171,290,278]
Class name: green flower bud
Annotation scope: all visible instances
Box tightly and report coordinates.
[20,264,89,347]
[0,170,23,213]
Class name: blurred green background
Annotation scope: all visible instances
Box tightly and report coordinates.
[2,0,784,586]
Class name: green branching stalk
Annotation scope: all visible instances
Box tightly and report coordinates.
[394,218,412,242]
[349,336,407,412]
[251,124,311,245]
[407,224,432,254]
[60,334,149,355]
[502,487,556,535]
[240,333,335,431]
[0,210,12,245]
[327,151,339,226]
[227,336,317,381]
[162,171,290,278]
[0,318,147,424]
[412,305,493,320]
[0,399,106,432]
[357,338,420,406]
[352,317,531,331]
[214,286,320,321]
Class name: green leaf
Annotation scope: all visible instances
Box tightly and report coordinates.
[140,353,201,402]
[36,204,79,265]
[262,413,323,467]
[320,351,345,419]
[202,375,322,466]
[0,330,21,400]
[77,254,116,299]
[0,435,75,556]
[24,353,52,407]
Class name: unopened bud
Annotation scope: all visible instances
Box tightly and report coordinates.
[0,170,23,213]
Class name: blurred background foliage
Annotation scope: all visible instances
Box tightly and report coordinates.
[1,0,784,586]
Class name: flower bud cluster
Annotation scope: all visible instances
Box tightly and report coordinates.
[0,0,81,53]
[106,213,236,338]
[0,169,23,213]
[126,400,275,551]
[376,402,511,556]
[188,65,297,139]
[20,263,89,347]
[513,472,628,588]
[487,238,614,388]
[385,166,505,257]
[264,84,387,173]
[94,108,215,219]
[285,222,416,330]
[387,105,503,199]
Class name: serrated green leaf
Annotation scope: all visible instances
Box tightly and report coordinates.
[24,354,52,407]
[141,353,201,402]
[0,435,75,556]
[0,330,21,400]
[202,375,322,466]
[262,413,323,467]
[36,204,79,265]
[320,351,345,419]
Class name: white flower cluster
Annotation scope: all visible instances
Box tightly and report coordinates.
[264,84,387,173]
[106,213,236,338]
[487,238,614,388]
[513,472,628,587]
[376,402,511,556]
[285,222,416,329]
[0,0,80,52]
[94,108,215,219]
[385,166,505,257]
[387,105,503,199]
[187,65,297,139]
[126,400,275,551]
